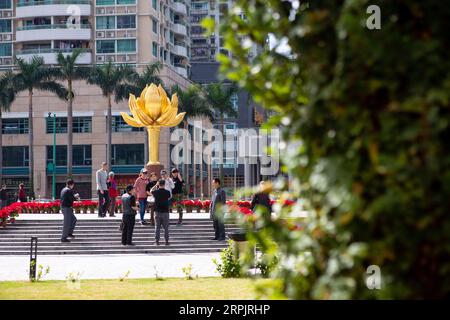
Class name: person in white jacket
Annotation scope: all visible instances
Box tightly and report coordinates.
[160,169,175,197]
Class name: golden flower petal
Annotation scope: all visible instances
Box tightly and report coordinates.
[163,112,186,127]
[120,112,143,128]
[144,84,162,120]
[170,93,179,110]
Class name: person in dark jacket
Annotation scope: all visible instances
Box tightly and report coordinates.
[145,172,158,225]
[210,178,226,241]
[171,168,185,225]
[60,179,79,243]
[0,184,7,209]
[121,185,139,246]
[250,181,273,219]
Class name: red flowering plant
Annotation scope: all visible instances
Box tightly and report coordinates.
[181,200,195,212]
[202,200,211,211]
[193,200,203,212]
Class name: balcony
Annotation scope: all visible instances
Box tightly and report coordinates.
[15,48,92,64]
[174,64,188,78]
[16,24,91,42]
[16,0,91,18]
[172,1,187,15]
[172,43,187,57]
[172,23,187,36]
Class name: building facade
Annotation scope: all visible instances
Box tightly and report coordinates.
[0,0,214,200]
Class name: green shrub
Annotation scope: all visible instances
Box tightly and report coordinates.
[213,240,242,278]
[211,0,450,299]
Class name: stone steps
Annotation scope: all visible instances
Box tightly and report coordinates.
[0,219,239,255]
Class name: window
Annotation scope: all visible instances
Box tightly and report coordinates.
[152,0,157,9]
[46,117,67,133]
[117,15,136,29]
[117,0,135,4]
[2,146,29,167]
[46,117,92,133]
[112,116,144,132]
[0,19,11,33]
[73,117,92,133]
[73,145,92,166]
[152,18,158,34]
[192,2,207,10]
[96,16,115,30]
[2,118,28,134]
[96,0,114,5]
[152,42,158,57]
[46,145,92,166]
[46,146,67,166]
[111,144,144,165]
[97,40,115,53]
[117,39,136,53]
[0,0,11,9]
[0,43,11,56]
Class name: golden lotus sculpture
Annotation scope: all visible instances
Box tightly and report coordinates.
[121,84,186,165]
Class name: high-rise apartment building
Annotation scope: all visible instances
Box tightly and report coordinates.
[189,1,269,192]
[0,0,214,200]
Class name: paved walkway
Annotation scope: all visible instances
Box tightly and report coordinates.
[0,253,221,281]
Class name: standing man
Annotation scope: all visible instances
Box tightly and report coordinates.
[145,172,158,225]
[107,171,118,217]
[171,168,184,225]
[210,178,226,241]
[121,185,138,246]
[60,179,79,243]
[0,185,7,209]
[134,168,149,225]
[96,162,109,218]
[150,180,171,246]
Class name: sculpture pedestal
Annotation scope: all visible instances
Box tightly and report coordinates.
[146,164,165,179]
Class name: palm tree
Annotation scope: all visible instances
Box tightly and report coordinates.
[171,84,213,197]
[54,49,90,178]
[13,56,68,198]
[204,82,239,181]
[87,61,136,169]
[0,71,16,186]
[117,62,164,165]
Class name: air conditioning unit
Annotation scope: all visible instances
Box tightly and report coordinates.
[106,55,115,62]
[96,55,105,62]
[107,31,115,38]
[2,34,11,41]
[96,31,105,38]
[5,12,12,17]
[107,8,115,14]
[97,8,105,14]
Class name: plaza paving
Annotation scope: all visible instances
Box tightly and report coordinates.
[0,212,222,281]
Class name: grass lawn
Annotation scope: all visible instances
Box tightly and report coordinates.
[0,277,261,300]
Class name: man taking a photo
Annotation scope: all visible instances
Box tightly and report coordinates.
[150,179,172,246]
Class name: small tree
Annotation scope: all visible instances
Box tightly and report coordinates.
[54,49,90,178]
[0,71,16,185]
[171,84,213,194]
[87,61,136,169]
[213,0,450,299]
[13,56,67,197]
[204,82,238,181]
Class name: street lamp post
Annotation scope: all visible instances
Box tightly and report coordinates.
[48,113,56,200]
